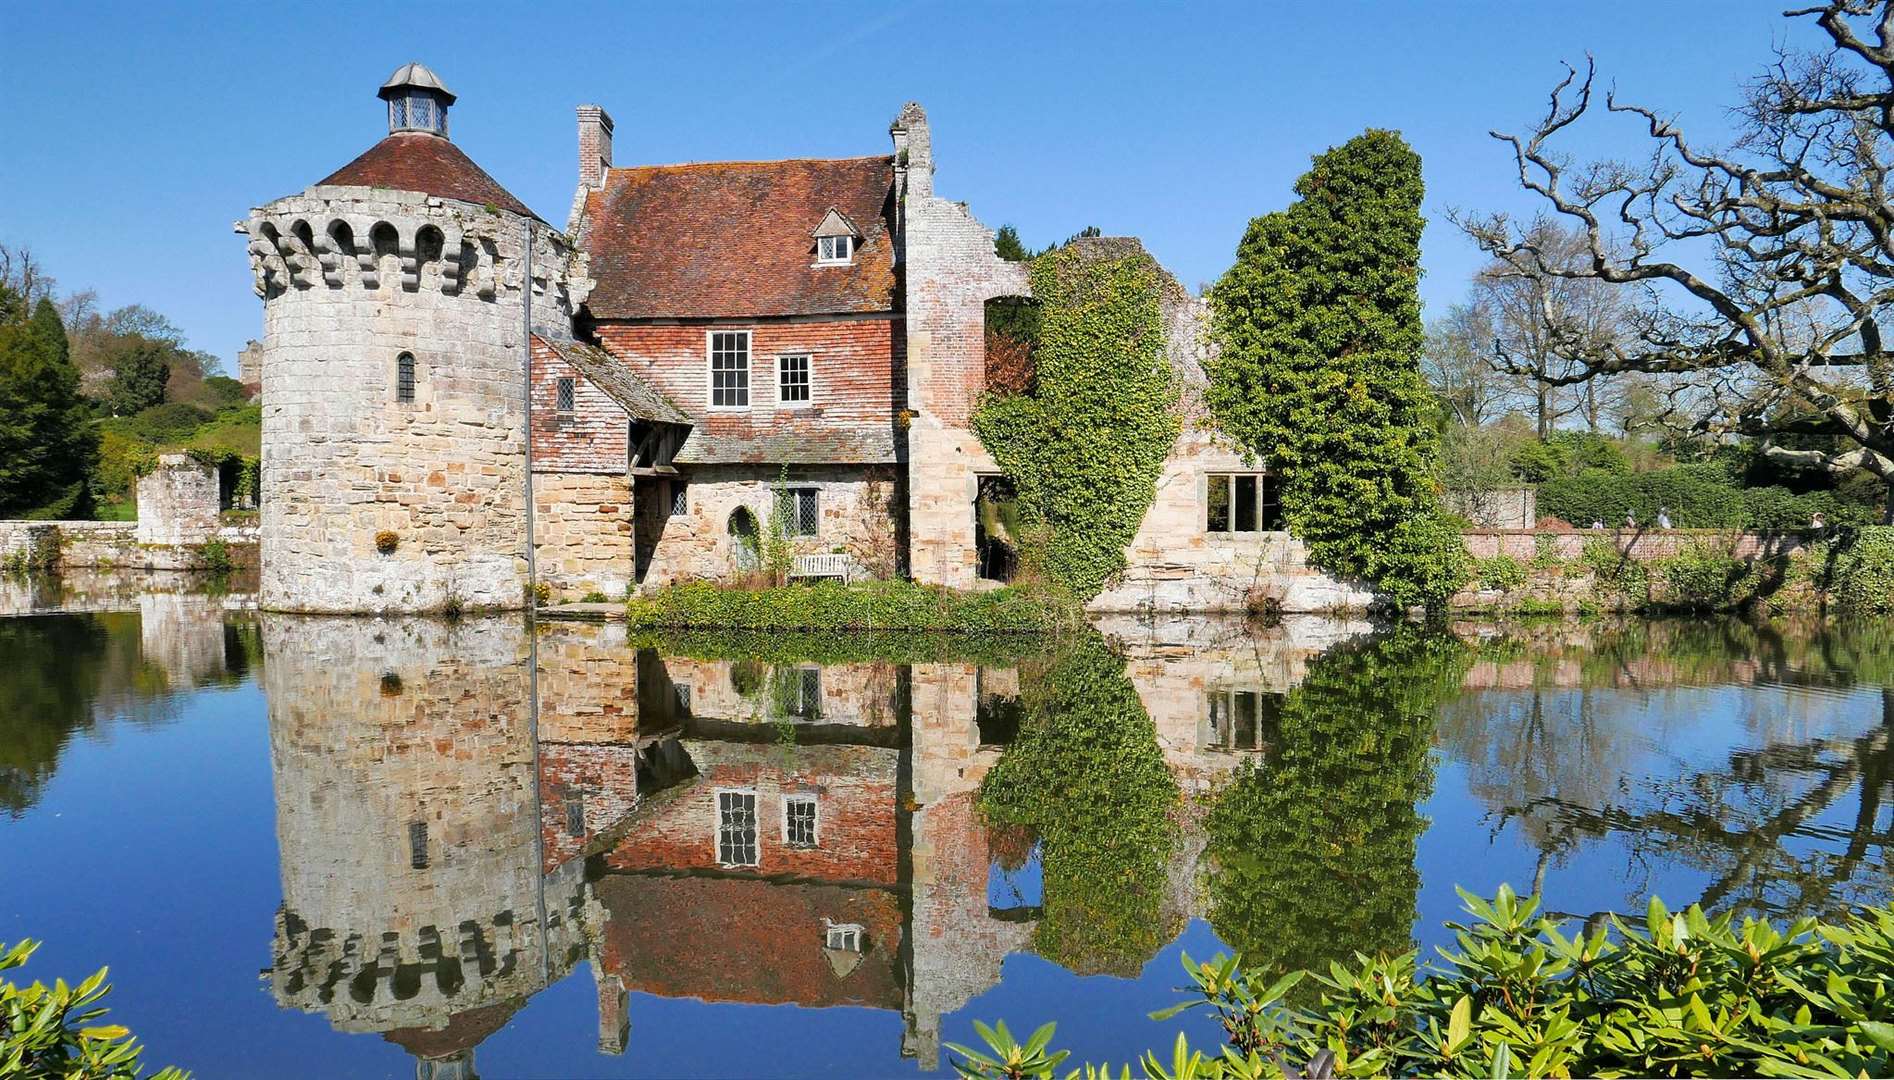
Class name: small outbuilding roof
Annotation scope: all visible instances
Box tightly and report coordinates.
[536,337,691,425]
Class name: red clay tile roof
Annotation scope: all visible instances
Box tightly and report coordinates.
[580,157,897,320]
[316,132,539,220]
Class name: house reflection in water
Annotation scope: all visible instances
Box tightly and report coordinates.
[258,613,1373,1075]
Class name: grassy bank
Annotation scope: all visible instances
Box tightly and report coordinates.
[623,579,1065,633]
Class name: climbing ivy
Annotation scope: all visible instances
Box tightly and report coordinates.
[1207,130,1468,611]
[978,631,1181,975]
[972,241,1179,601]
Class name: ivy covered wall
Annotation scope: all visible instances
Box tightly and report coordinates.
[972,239,1180,602]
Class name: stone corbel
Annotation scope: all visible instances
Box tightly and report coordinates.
[347,216,381,289]
[396,221,421,291]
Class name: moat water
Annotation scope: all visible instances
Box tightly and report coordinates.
[3,574,1893,1078]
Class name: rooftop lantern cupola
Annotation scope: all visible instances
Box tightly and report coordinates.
[379,61,455,137]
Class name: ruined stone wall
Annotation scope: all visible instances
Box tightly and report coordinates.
[533,471,633,600]
[639,463,901,586]
[134,454,222,546]
[893,105,1031,590]
[239,187,586,613]
[1089,426,1376,614]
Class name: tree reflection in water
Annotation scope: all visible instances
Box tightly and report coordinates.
[1437,617,1894,923]
[1199,629,1467,984]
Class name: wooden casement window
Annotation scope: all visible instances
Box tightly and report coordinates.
[817,235,852,263]
[555,376,575,416]
[784,795,818,848]
[778,354,811,406]
[775,487,818,537]
[716,789,758,866]
[396,353,416,404]
[709,331,751,408]
[1205,473,1284,533]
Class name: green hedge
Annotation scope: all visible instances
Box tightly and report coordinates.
[1832,526,1894,615]
[1540,465,1877,531]
[622,579,1061,633]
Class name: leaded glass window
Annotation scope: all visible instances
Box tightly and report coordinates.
[396,353,416,404]
[776,487,818,537]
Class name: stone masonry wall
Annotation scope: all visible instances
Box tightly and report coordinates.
[239,186,586,614]
[897,172,1030,588]
[638,463,901,586]
[1462,528,1808,562]
[1090,425,1375,614]
[533,471,633,600]
[134,454,223,546]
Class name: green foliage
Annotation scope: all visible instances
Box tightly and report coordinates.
[1539,464,1746,529]
[973,241,1179,600]
[1653,541,1756,612]
[959,886,1894,1079]
[196,539,232,575]
[1203,630,1466,987]
[0,938,186,1078]
[623,579,1063,633]
[1207,130,1465,611]
[1830,526,1894,615]
[1506,439,1565,484]
[994,224,1032,262]
[1528,535,1564,570]
[102,335,171,417]
[619,628,1047,667]
[579,590,610,604]
[1474,555,1526,591]
[1581,539,1650,608]
[1742,485,1877,532]
[106,403,211,444]
[980,632,1181,974]
[0,292,98,519]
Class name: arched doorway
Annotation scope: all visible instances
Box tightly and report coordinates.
[728,507,760,573]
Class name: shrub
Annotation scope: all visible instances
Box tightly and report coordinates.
[1,939,186,1078]
[531,581,551,606]
[579,590,610,604]
[1473,555,1525,591]
[1653,541,1751,612]
[955,886,1894,1080]
[1831,525,1894,615]
[1528,534,1563,569]
[196,539,232,574]
[1581,538,1649,609]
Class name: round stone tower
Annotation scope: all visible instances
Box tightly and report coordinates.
[238,63,588,613]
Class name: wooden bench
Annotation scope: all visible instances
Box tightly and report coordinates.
[789,553,857,583]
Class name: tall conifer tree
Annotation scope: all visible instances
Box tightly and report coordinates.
[0,291,99,517]
[1208,130,1467,609]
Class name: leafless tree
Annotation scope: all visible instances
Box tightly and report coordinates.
[1470,219,1631,437]
[1424,302,1509,426]
[1456,1,1894,520]
[0,242,57,309]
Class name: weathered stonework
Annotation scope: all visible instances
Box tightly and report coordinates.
[533,471,633,600]
[636,464,902,586]
[238,185,587,614]
[134,454,222,546]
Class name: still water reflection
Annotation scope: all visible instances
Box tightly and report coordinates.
[3,580,1893,1078]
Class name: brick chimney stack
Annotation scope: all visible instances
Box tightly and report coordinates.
[891,102,932,198]
[578,105,614,190]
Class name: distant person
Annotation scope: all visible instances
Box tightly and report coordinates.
[1811,511,1826,535]
[1590,519,1605,530]
[1624,511,1637,530]
[1656,506,1673,529]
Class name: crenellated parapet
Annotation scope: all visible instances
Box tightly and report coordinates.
[236,187,591,315]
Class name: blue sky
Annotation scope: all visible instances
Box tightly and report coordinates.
[0,1,1810,369]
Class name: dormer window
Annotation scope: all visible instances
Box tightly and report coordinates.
[817,235,852,264]
[812,208,858,265]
